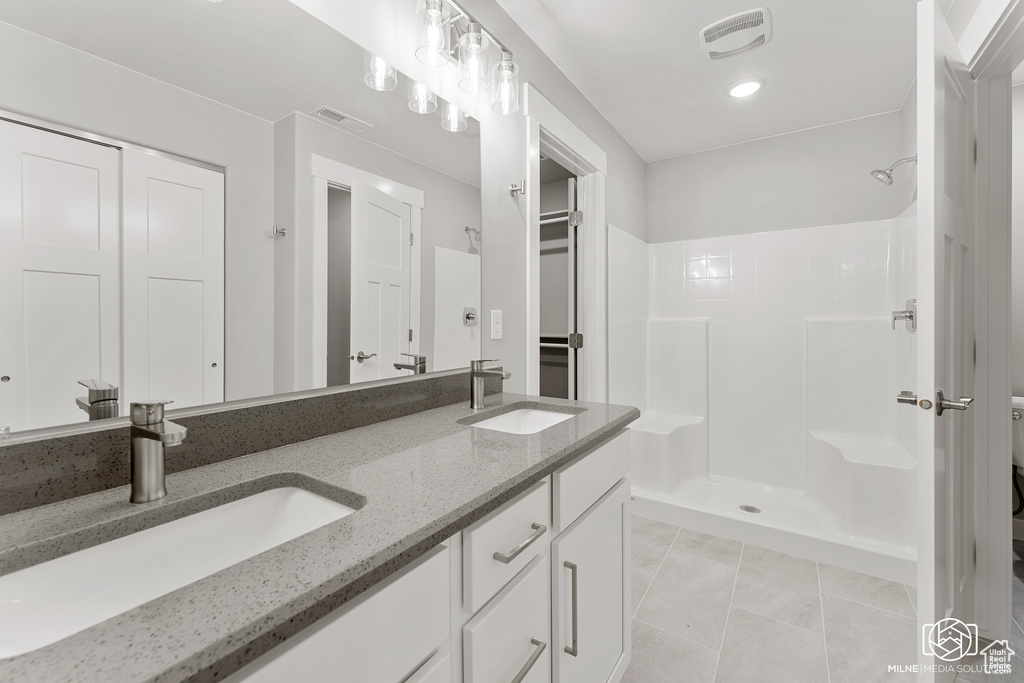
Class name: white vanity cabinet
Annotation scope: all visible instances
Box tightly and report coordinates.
[223,544,451,683]
[550,431,631,683]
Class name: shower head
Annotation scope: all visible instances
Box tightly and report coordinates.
[465,226,481,242]
[870,169,894,185]
[869,155,917,185]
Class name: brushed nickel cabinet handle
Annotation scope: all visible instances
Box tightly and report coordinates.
[564,560,578,657]
[493,523,546,564]
[511,638,546,683]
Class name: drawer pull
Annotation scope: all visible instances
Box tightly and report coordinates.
[511,638,547,683]
[564,561,578,657]
[493,523,547,564]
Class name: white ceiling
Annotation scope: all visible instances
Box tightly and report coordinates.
[0,0,480,186]
[495,0,918,161]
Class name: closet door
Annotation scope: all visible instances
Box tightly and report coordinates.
[122,149,224,411]
[0,120,121,432]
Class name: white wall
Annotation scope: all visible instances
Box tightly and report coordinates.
[0,21,276,402]
[274,112,481,391]
[646,112,904,243]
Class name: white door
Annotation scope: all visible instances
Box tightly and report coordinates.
[0,121,121,432]
[550,479,630,683]
[122,149,224,411]
[349,181,411,384]
[917,0,977,674]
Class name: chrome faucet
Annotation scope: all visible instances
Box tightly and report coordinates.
[76,379,119,421]
[394,353,428,375]
[470,359,511,410]
[129,401,187,504]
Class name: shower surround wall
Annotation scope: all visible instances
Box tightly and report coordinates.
[613,215,918,581]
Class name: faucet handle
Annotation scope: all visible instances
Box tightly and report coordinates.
[130,401,173,426]
[400,353,427,362]
[78,379,118,402]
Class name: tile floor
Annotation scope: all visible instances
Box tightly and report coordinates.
[623,516,1024,682]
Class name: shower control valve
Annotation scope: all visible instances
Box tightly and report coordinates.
[891,299,917,332]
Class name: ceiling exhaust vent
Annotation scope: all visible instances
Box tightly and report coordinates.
[699,8,772,60]
[310,105,374,134]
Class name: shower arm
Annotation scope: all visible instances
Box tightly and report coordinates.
[887,156,917,172]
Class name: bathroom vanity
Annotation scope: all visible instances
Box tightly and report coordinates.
[0,390,637,683]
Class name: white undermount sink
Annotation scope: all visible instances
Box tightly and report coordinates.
[471,408,574,435]
[0,487,355,658]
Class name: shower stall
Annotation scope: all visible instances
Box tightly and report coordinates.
[610,211,918,584]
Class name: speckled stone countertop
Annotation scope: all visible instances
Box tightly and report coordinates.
[0,393,638,683]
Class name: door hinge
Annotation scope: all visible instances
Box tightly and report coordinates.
[569,332,583,349]
[409,328,413,342]
[410,233,414,246]
[568,211,583,227]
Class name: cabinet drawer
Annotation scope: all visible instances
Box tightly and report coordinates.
[463,478,550,613]
[553,430,629,532]
[406,647,451,683]
[224,544,449,683]
[464,555,550,683]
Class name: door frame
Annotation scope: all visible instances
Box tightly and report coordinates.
[309,154,422,390]
[524,85,609,402]
[953,0,1024,642]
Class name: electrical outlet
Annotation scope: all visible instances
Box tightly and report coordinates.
[490,310,503,340]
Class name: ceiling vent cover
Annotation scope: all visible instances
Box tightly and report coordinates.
[311,105,374,134]
[699,8,772,60]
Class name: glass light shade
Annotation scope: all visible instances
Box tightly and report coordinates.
[415,0,451,67]
[491,52,520,115]
[363,53,397,92]
[408,81,437,114]
[458,22,490,94]
[441,102,467,132]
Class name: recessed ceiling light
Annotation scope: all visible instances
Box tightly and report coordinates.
[729,79,763,98]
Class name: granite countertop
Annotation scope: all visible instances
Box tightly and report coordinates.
[0,393,639,683]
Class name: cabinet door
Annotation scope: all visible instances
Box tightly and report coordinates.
[551,479,630,683]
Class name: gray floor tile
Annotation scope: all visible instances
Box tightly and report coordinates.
[818,563,915,618]
[673,527,743,567]
[635,549,737,649]
[822,594,916,682]
[714,607,829,683]
[731,545,823,634]
[632,515,680,576]
[622,619,718,683]
[633,570,653,617]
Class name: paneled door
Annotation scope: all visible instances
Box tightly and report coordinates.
[916,1,978,677]
[0,120,121,432]
[122,148,224,411]
[349,181,411,384]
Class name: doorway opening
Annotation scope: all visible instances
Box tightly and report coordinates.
[539,155,579,399]
[326,185,352,387]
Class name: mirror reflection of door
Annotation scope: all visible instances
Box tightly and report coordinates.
[326,179,413,387]
[0,119,225,432]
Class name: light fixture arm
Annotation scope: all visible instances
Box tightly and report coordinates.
[441,0,512,57]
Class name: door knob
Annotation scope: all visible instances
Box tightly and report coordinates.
[355,351,377,363]
[936,389,974,416]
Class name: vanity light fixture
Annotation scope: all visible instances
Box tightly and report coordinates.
[409,81,438,114]
[441,102,468,132]
[729,78,763,98]
[491,51,520,114]
[412,0,521,115]
[458,22,489,94]
[415,0,451,66]
[364,53,397,92]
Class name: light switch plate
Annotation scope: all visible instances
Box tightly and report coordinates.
[490,310,502,340]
